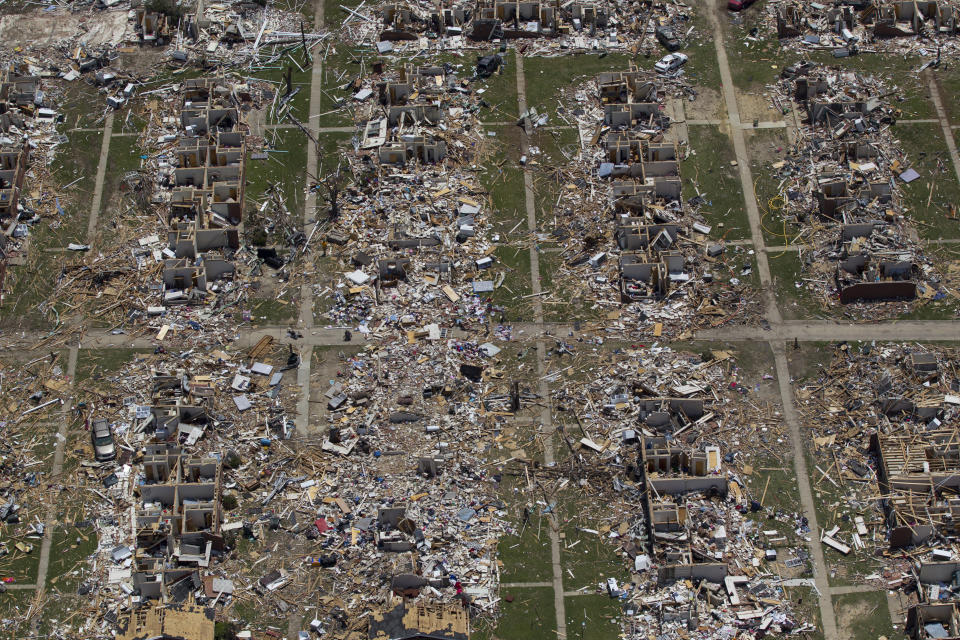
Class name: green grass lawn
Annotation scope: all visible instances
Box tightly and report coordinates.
[565,594,622,640]
[477,125,536,319]
[529,126,579,224]
[481,131,527,227]
[314,45,364,128]
[46,521,98,592]
[0,128,103,329]
[497,522,554,584]
[557,522,625,592]
[683,124,751,240]
[246,128,309,226]
[492,245,534,321]
[75,348,151,383]
[684,6,723,93]
[767,250,825,321]
[724,4,936,121]
[742,127,797,245]
[832,591,897,640]
[788,586,825,640]
[785,340,836,382]
[248,297,299,326]
[93,133,147,252]
[0,543,41,585]
[247,58,314,124]
[477,50,520,121]
[895,122,960,240]
[0,589,36,636]
[475,586,556,640]
[318,131,354,181]
[937,66,960,124]
[323,0,361,27]
[536,250,603,324]
[58,82,106,130]
[523,53,633,119]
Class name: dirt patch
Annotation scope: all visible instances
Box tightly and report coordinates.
[0,8,130,47]
[309,346,364,434]
[114,48,170,76]
[835,598,874,640]
[785,342,835,383]
[737,91,781,124]
[686,86,724,121]
[745,128,791,165]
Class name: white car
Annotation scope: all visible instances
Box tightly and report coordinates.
[654,52,688,74]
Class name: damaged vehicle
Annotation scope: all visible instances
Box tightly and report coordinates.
[90,418,117,462]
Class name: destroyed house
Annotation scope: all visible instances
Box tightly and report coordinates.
[379,137,448,165]
[380,65,453,104]
[794,76,885,127]
[117,602,214,640]
[381,3,432,39]
[909,560,960,638]
[911,560,960,640]
[590,73,678,202]
[628,389,729,586]
[364,65,448,164]
[776,3,854,39]
[835,253,917,304]
[135,7,171,45]
[0,65,38,110]
[776,1,960,40]
[639,436,728,585]
[474,1,557,38]
[0,145,27,220]
[872,1,959,38]
[469,0,609,40]
[382,0,610,41]
[917,560,960,596]
[782,66,928,307]
[369,601,469,640]
[0,67,34,218]
[135,444,223,598]
[615,220,685,302]
[907,601,960,640]
[596,71,658,105]
[162,258,235,305]
[872,429,960,547]
[573,66,729,313]
[149,398,210,444]
[603,137,678,178]
[162,79,245,297]
[0,64,40,132]
[812,148,913,305]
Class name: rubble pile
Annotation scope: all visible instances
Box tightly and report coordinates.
[336,0,698,55]
[0,66,77,309]
[65,335,513,637]
[549,345,813,639]
[531,69,762,337]
[795,343,960,588]
[769,64,947,313]
[318,60,513,332]
[52,75,308,333]
[0,1,326,77]
[185,2,328,67]
[60,342,299,633]
[766,0,960,58]
[0,353,71,586]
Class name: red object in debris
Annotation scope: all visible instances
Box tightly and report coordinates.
[1,577,14,584]
[315,518,330,533]
[728,0,757,10]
